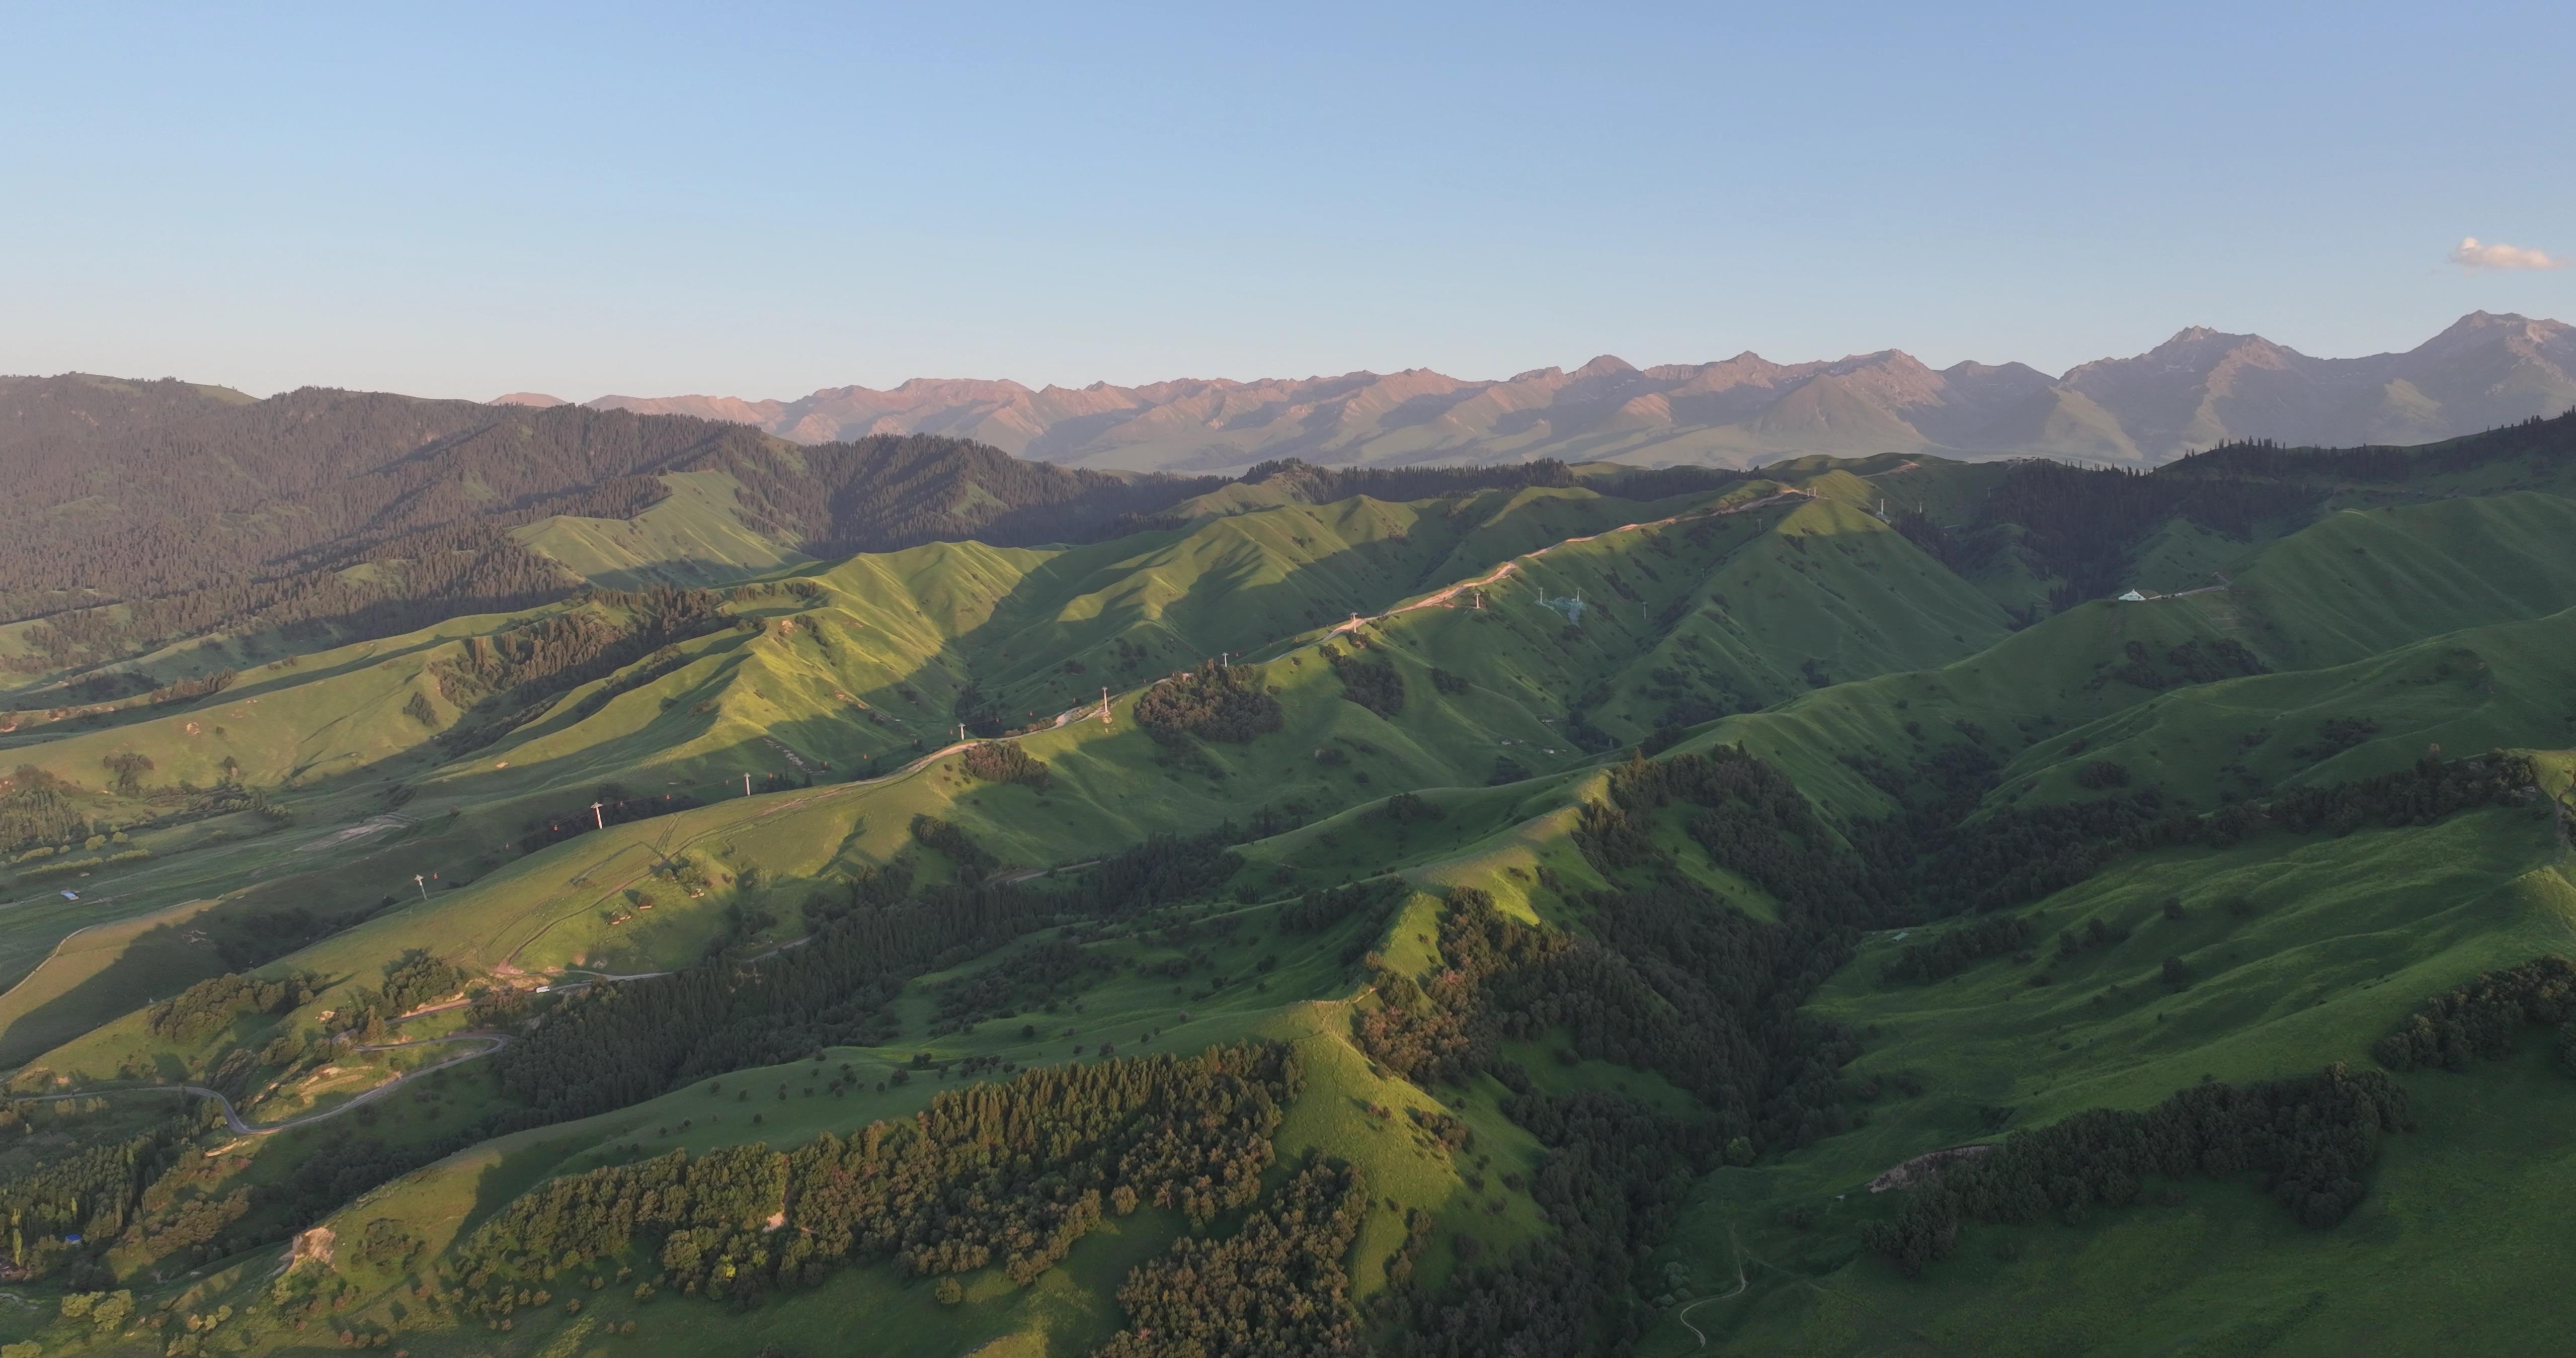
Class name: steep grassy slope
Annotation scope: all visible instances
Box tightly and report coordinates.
[514,470,817,589]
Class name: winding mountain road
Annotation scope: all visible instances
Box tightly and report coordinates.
[1672,1228,1750,1350]
[1326,488,1811,639]
[13,1031,508,1136]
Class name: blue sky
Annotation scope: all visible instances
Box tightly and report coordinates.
[4,1,2570,399]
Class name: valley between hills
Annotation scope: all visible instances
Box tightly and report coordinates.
[0,381,2570,1356]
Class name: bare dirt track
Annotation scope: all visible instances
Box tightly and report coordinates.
[14,1030,508,1135]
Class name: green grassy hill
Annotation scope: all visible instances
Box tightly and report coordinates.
[2,428,2575,1357]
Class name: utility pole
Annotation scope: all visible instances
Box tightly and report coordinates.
[1099,687,1111,724]
[742,772,753,797]
[590,800,606,829]
[413,873,427,901]
[957,722,967,743]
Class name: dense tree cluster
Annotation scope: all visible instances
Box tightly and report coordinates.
[1098,456,1715,539]
[798,859,915,930]
[1353,888,1562,1088]
[1587,746,1889,923]
[727,432,1227,558]
[1893,508,1977,573]
[0,1107,199,1282]
[122,1169,251,1273]
[909,814,1000,886]
[1037,828,1245,917]
[0,766,91,851]
[931,939,1116,1033]
[2167,410,2574,485]
[2290,716,2380,762]
[433,587,734,751]
[457,1045,1298,1305]
[1358,869,1860,1155]
[2097,638,2269,692]
[2074,759,2132,790]
[1879,916,2034,985]
[1862,1065,2412,1276]
[490,880,1046,1127]
[375,949,466,1015]
[1974,460,2320,609]
[1279,879,1405,935]
[1917,413,2575,616]
[1903,791,2172,917]
[1093,1158,1368,1358]
[1887,752,2535,919]
[1230,457,1578,505]
[1320,643,1405,718]
[496,818,1248,1123]
[1583,463,1749,502]
[97,751,155,797]
[2375,955,2576,1074]
[959,741,1052,789]
[1457,748,1889,1154]
[1383,1092,1719,1358]
[2261,753,2532,836]
[1133,663,1284,745]
[144,971,316,1044]
[145,668,236,707]
[2054,915,2133,961]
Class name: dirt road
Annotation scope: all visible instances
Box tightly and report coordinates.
[15,1031,509,1136]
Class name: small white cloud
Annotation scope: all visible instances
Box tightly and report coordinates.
[2451,236,2565,270]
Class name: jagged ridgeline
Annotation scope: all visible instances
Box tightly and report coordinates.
[0,409,2568,1356]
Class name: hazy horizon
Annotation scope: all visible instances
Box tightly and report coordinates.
[5,2,2570,402]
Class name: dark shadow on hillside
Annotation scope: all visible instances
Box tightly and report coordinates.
[924,483,1769,720]
[0,898,372,1065]
[568,551,810,596]
[0,628,472,750]
[463,1130,604,1237]
[0,482,1840,1030]
[0,914,230,1065]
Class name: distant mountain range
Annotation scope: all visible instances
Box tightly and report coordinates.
[501,311,2576,472]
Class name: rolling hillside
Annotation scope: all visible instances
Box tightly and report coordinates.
[0,418,2568,1357]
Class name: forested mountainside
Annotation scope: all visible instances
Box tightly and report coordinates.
[0,375,1197,675]
[586,310,2576,472]
[0,377,1674,687]
[0,408,2567,1356]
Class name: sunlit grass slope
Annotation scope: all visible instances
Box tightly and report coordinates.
[1642,803,2576,1356]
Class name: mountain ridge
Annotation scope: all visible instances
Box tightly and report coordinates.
[577,311,2576,472]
